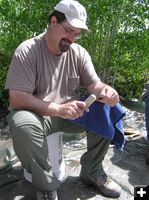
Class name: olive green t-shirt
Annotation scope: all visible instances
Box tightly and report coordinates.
[5,33,100,105]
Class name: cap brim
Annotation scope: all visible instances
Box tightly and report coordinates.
[65,15,89,33]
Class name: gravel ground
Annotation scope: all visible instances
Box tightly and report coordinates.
[0,102,148,200]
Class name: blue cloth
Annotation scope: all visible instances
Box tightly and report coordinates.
[68,100,126,150]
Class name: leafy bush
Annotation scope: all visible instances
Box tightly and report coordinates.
[0,0,148,106]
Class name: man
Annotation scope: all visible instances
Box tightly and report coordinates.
[5,0,121,199]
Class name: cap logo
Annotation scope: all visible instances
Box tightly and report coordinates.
[79,10,86,21]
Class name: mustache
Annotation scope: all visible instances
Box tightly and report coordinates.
[62,38,72,45]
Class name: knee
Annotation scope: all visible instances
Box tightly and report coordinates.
[8,110,44,140]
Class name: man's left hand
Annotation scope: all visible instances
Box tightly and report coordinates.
[97,85,119,106]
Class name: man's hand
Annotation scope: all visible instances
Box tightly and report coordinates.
[55,100,88,120]
[87,81,119,107]
[96,85,119,106]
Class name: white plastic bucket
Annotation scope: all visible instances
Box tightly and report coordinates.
[24,132,65,182]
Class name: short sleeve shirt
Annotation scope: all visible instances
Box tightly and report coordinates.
[5,33,100,105]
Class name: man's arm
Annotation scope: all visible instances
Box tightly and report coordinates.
[9,90,87,119]
[87,80,119,107]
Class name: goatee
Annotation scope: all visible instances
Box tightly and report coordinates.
[59,38,72,52]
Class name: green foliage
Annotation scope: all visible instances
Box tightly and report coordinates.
[0,0,58,54]
[0,0,59,105]
[0,0,148,106]
[79,0,149,98]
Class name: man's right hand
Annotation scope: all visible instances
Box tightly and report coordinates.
[54,100,88,120]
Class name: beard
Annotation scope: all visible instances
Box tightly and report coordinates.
[59,38,72,52]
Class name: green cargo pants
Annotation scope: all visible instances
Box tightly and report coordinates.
[7,110,110,192]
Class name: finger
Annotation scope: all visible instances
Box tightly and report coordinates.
[75,107,84,117]
[72,107,82,119]
[105,95,119,106]
[76,101,87,111]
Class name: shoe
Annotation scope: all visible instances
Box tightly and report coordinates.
[36,190,58,200]
[80,174,121,198]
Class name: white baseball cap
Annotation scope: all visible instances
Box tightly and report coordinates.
[54,0,89,32]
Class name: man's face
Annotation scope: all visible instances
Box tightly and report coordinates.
[47,17,81,55]
[58,22,81,52]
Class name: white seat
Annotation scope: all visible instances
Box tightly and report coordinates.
[24,132,66,182]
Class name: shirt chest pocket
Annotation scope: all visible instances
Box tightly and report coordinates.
[68,76,80,97]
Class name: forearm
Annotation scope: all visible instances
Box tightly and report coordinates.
[9,90,57,116]
[9,89,87,119]
[87,80,106,97]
